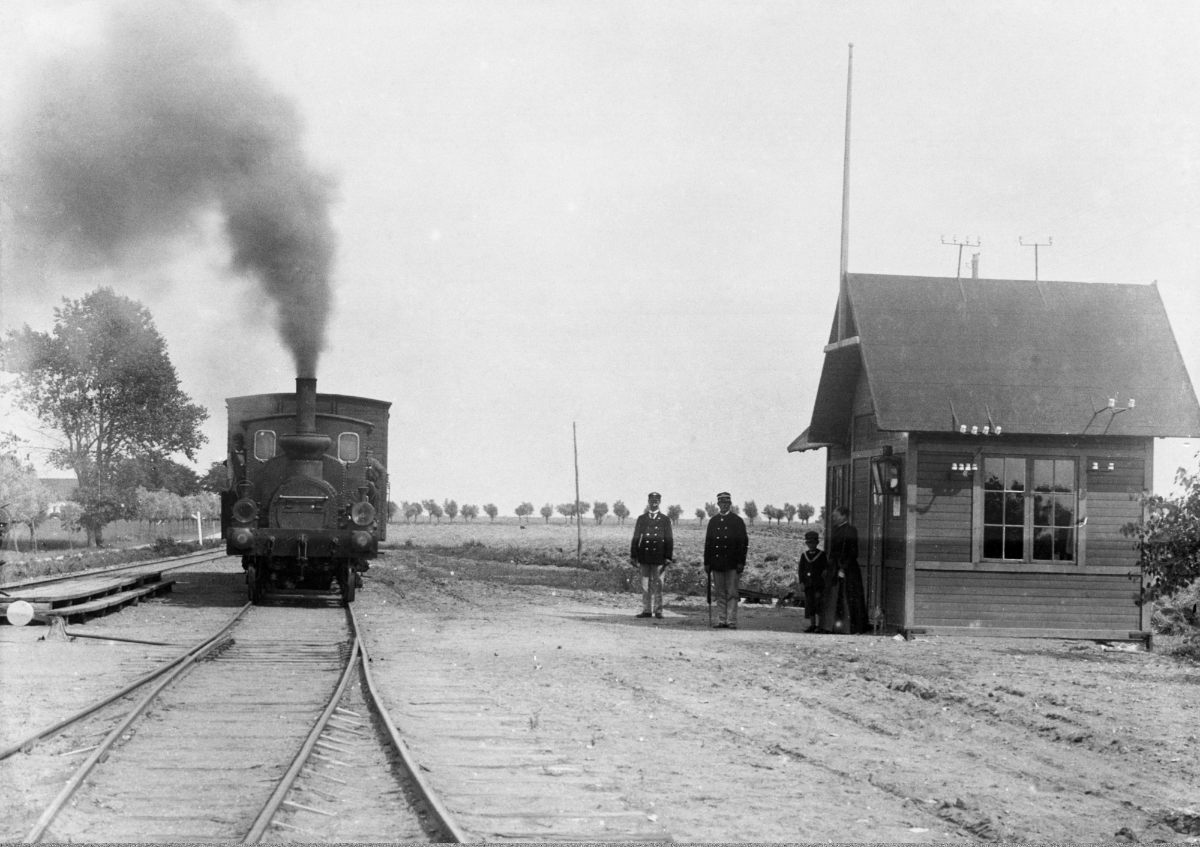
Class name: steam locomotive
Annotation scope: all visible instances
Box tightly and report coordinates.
[221,378,390,604]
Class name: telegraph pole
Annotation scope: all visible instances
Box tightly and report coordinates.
[573,421,582,564]
[1019,236,1052,281]
[941,235,980,280]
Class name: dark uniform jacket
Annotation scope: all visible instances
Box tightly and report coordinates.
[630,511,674,565]
[799,548,829,588]
[703,511,748,572]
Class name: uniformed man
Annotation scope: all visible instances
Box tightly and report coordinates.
[703,491,748,629]
[629,491,674,618]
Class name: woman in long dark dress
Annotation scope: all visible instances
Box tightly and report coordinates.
[822,506,870,634]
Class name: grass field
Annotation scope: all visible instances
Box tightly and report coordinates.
[384,515,816,599]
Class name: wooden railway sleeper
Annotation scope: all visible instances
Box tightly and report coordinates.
[314,737,354,753]
[283,799,337,817]
[310,751,352,767]
[300,766,348,785]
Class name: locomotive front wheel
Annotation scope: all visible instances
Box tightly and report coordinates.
[339,562,356,605]
[247,564,262,604]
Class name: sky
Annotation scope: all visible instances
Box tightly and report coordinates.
[1,0,1199,517]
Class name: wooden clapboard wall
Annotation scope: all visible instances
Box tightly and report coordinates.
[909,435,1150,635]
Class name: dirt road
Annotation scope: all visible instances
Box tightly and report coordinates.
[361,550,1200,843]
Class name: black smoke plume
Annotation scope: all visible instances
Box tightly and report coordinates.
[7,0,335,377]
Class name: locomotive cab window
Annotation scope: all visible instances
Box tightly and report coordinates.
[252,430,276,462]
[338,432,360,463]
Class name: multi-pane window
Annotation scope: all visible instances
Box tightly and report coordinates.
[983,457,1025,559]
[1032,459,1076,561]
[983,456,1076,562]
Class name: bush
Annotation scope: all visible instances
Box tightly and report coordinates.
[151,536,198,557]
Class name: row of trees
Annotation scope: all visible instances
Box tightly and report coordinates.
[0,449,219,551]
[389,497,817,526]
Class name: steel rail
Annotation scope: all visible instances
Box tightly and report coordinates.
[242,610,361,843]
[243,605,467,843]
[22,603,252,843]
[350,603,469,843]
[0,602,252,763]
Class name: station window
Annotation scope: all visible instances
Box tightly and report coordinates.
[338,432,360,464]
[982,456,1077,562]
[253,430,276,462]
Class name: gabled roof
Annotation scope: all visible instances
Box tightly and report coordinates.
[794,273,1200,447]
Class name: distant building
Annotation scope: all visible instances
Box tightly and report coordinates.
[39,478,78,516]
[789,273,1200,641]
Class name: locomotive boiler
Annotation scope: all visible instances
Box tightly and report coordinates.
[221,378,390,604]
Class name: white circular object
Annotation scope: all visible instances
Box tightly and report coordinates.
[6,600,35,627]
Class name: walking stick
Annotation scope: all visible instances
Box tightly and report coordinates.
[706,570,712,627]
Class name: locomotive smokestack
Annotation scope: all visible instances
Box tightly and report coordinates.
[296,377,318,435]
[278,376,330,465]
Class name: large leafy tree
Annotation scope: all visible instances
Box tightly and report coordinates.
[199,461,229,494]
[115,455,203,496]
[3,288,207,546]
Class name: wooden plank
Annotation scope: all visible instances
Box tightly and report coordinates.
[917,593,1135,608]
[916,591,1137,608]
[915,560,1137,575]
[914,626,1145,641]
[916,575,1134,590]
[37,580,175,619]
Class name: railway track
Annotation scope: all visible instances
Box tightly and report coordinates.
[5,602,465,843]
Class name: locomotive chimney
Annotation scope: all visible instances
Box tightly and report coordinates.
[296,376,318,434]
[278,376,330,465]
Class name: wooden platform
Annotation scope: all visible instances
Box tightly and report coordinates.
[1,571,175,624]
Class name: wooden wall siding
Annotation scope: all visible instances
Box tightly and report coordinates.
[1086,491,1142,569]
[852,458,870,526]
[1086,457,1146,494]
[915,570,1141,629]
[914,454,972,561]
[853,413,880,450]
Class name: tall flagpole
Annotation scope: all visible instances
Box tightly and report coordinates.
[837,43,853,342]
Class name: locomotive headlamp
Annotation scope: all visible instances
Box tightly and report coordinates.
[351,531,374,550]
[350,501,376,527]
[232,498,259,524]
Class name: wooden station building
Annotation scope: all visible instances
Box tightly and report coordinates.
[789,272,1200,640]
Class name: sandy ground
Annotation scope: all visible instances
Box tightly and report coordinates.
[1,551,1198,842]
[360,550,1200,843]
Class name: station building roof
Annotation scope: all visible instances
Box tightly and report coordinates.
[790,273,1200,449]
